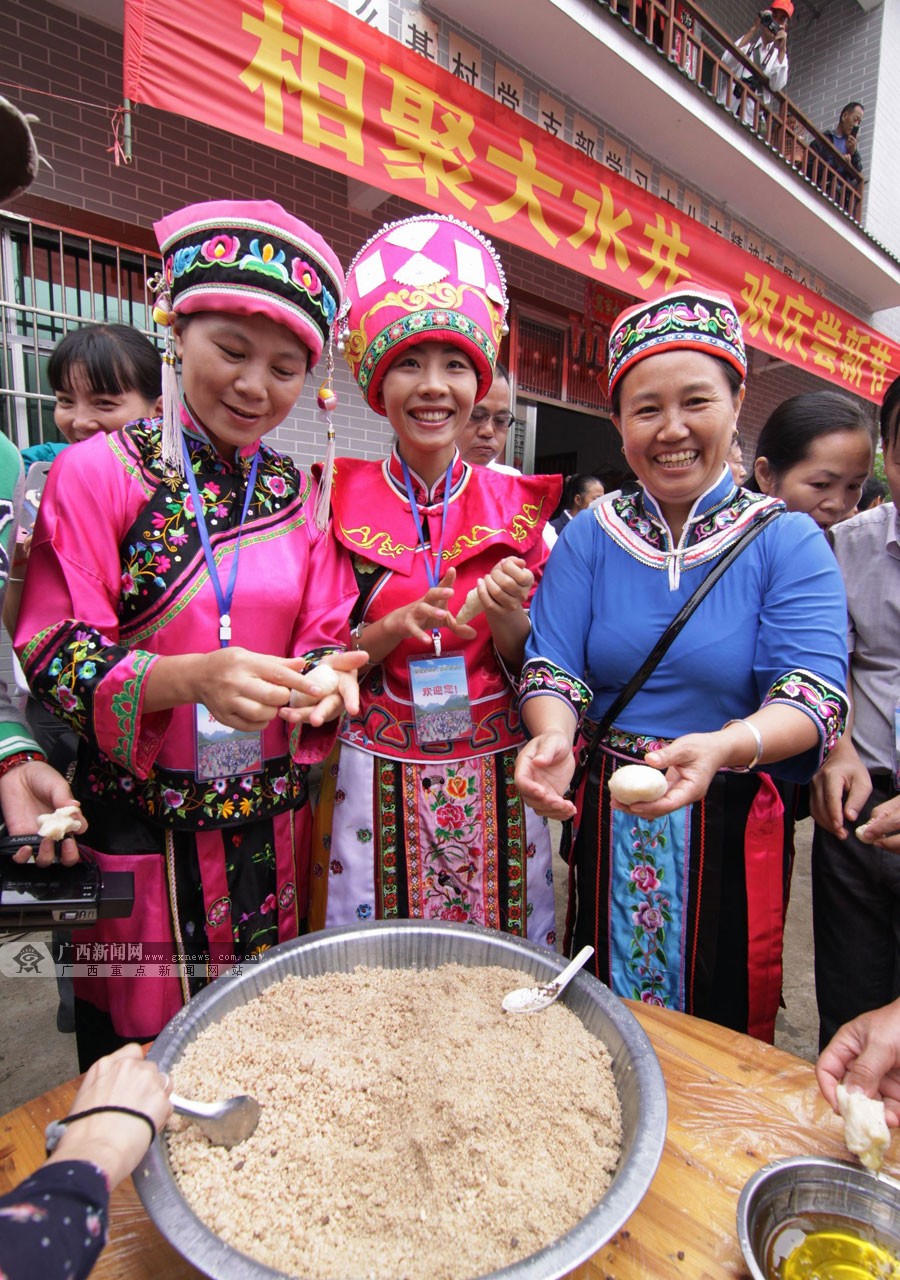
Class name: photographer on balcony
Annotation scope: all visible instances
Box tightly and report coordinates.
[719,3,792,131]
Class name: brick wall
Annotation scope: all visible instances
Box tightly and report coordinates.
[866,0,900,275]
[4,0,888,425]
[3,0,596,469]
[689,0,884,238]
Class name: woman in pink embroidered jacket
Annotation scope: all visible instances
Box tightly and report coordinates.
[14,200,362,1069]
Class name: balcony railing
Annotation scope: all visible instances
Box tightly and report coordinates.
[604,0,864,224]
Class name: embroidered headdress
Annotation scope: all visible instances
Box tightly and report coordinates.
[149,199,344,526]
[153,199,343,364]
[338,214,509,415]
[607,287,747,401]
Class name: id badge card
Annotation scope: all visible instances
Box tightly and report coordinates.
[408,654,473,747]
[195,704,263,781]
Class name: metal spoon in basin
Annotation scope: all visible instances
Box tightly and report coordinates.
[501,945,595,1015]
[171,1091,260,1148]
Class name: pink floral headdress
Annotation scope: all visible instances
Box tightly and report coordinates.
[149,199,344,528]
[338,214,509,415]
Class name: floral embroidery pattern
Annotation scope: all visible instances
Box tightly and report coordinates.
[608,297,745,386]
[604,727,672,760]
[115,424,305,633]
[376,759,400,916]
[623,814,674,1006]
[597,487,781,570]
[355,306,495,398]
[502,763,526,936]
[110,653,156,770]
[520,658,592,728]
[764,668,849,759]
[165,226,339,332]
[206,896,231,928]
[83,752,310,831]
[421,764,484,923]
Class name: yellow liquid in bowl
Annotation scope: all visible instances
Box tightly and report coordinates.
[768,1218,900,1279]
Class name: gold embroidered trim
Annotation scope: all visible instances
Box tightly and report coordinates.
[339,523,417,558]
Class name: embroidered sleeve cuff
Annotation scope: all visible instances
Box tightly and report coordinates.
[518,658,593,733]
[299,645,346,673]
[289,646,349,764]
[0,722,43,760]
[762,669,849,769]
[95,650,171,778]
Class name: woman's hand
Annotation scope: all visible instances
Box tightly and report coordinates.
[624,732,731,817]
[46,1043,174,1188]
[472,556,533,617]
[279,650,370,727]
[1,760,86,867]
[816,998,900,1127]
[365,568,476,663]
[147,647,335,731]
[514,730,577,820]
[388,567,476,645]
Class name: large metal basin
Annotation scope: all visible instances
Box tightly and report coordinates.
[136,920,667,1279]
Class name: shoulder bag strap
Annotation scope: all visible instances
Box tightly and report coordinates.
[592,503,783,741]
[558,502,783,861]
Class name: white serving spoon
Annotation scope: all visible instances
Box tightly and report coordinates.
[171,1092,260,1148]
[501,946,595,1015]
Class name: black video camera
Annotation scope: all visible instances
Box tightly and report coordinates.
[759,9,779,32]
[0,856,133,930]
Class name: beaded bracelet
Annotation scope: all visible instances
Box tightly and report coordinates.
[45,1106,157,1156]
[723,718,763,772]
[0,751,45,781]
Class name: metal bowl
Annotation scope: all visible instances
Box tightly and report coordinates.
[137,920,667,1280]
[737,1154,900,1279]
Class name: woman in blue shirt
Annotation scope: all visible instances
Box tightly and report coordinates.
[515,288,850,1040]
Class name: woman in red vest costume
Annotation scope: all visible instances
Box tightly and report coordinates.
[311,214,561,945]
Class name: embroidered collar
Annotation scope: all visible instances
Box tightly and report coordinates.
[638,465,737,537]
[385,444,466,507]
[597,471,782,573]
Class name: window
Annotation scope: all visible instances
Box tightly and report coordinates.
[511,308,611,414]
[0,216,159,449]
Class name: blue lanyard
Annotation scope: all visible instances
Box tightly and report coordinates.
[181,434,260,647]
[400,456,453,656]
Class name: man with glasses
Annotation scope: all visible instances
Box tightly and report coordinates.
[459,362,557,544]
[458,363,521,474]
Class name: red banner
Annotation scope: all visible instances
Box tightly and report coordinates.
[124,0,898,403]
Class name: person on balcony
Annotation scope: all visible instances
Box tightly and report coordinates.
[720,3,792,129]
[808,102,864,212]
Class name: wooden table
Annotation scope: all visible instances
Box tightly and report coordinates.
[1,1002,896,1279]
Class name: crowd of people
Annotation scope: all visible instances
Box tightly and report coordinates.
[0,176,898,1276]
